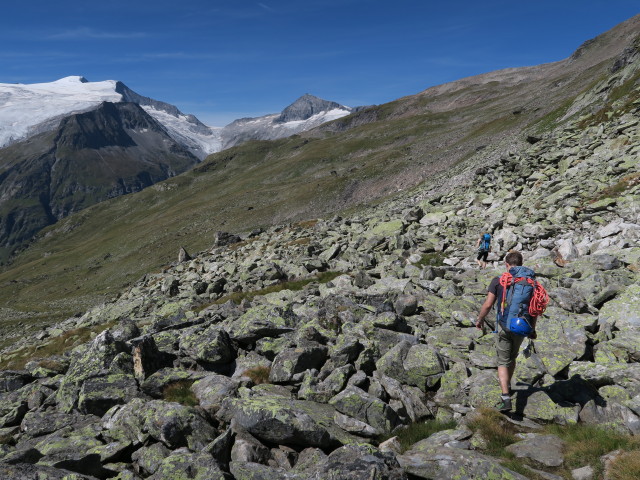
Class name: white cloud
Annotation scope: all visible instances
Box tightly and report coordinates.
[47,27,147,40]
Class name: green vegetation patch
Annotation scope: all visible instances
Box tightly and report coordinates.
[197,271,344,309]
[162,380,199,407]
[380,419,457,452]
[545,423,640,478]
[416,252,446,267]
[466,408,640,480]
[0,320,118,370]
[591,172,640,203]
[243,366,271,385]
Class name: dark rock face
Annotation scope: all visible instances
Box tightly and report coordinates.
[276,94,345,123]
[0,101,198,261]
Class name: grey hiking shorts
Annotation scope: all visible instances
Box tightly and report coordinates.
[496,328,525,367]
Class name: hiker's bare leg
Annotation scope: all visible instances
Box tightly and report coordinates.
[498,364,515,395]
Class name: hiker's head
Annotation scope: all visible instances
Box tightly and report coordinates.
[504,251,523,268]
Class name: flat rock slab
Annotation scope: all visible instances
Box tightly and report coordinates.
[506,433,565,467]
[398,446,529,479]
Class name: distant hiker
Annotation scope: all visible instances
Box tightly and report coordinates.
[475,232,492,268]
[475,251,549,412]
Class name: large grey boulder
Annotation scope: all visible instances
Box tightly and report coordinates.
[148,449,229,480]
[191,373,239,413]
[375,341,445,392]
[78,373,141,416]
[216,396,358,448]
[505,433,565,467]
[329,386,400,434]
[103,398,216,450]
[270,346,328,383]
[300,444,407,480]
[179,325,235,365]
[398,446,528,479]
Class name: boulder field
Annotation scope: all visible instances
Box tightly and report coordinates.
[0,99,639,478]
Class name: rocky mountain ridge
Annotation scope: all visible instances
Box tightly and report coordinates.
[0,102,199,262]
[0,70,638,478]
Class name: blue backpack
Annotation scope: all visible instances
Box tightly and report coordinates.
[497,266,536,335]
[480,233,491,252]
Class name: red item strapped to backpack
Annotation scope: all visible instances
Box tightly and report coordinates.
[498,272,549,318]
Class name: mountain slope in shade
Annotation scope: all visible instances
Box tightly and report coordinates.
[0,101,198,260]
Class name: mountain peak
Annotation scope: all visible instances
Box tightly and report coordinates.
[276,94,346,123]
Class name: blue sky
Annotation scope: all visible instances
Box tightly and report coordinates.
[1,1,638,126]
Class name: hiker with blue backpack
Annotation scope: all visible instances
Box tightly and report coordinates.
[475,232,492,268]
[475,251,549,412]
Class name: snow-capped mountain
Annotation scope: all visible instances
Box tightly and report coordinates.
[0,76,354,160]
[0,76,222,159]
[220,94,354,150]
[0,77,354,159]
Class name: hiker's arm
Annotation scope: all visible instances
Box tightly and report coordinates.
[476,292,496,329]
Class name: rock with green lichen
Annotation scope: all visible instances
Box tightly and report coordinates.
[216,396,359,448]
[225,305,297,345]
[147,449,229,480]
[103,398,216,450]
[131,442,171,476]
[398,445,529,480]
[78,373,141,416]
[269,346,328,383]
[329,386,400,434]
[179,325,235,365]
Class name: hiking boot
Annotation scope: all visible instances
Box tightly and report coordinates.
[495,396,512,412]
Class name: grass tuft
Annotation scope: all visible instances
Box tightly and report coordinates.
[196,271,344,310]
[545,423,640,477]
[467,407,518,456]
[379,419,457,452]
[416,252,446,267]
[243,366,271,384]
[0,320,118,370]
[162,380,198,406]
[607,450,640,480]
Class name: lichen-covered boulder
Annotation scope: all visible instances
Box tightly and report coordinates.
[269,346,328,383]
[329,386,400,434]
[375,341,445,391]
[103,398,216,450]
[300,444,407,480]
[0,463,100,479]
[148,449,229,480]
[191,373,239,413]
[398,446,529,479]
[56,330,128,413]
[21,411,101,438]
[78,374,141,416]
[505,433,565,467]
[599,284,640,330]
[225,305,297,345]
[216,396,358,448]
[179,325,235,365]
[131,442,172,476]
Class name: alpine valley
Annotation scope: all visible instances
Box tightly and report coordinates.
[0,77,355,261]
[0,14,638,480]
